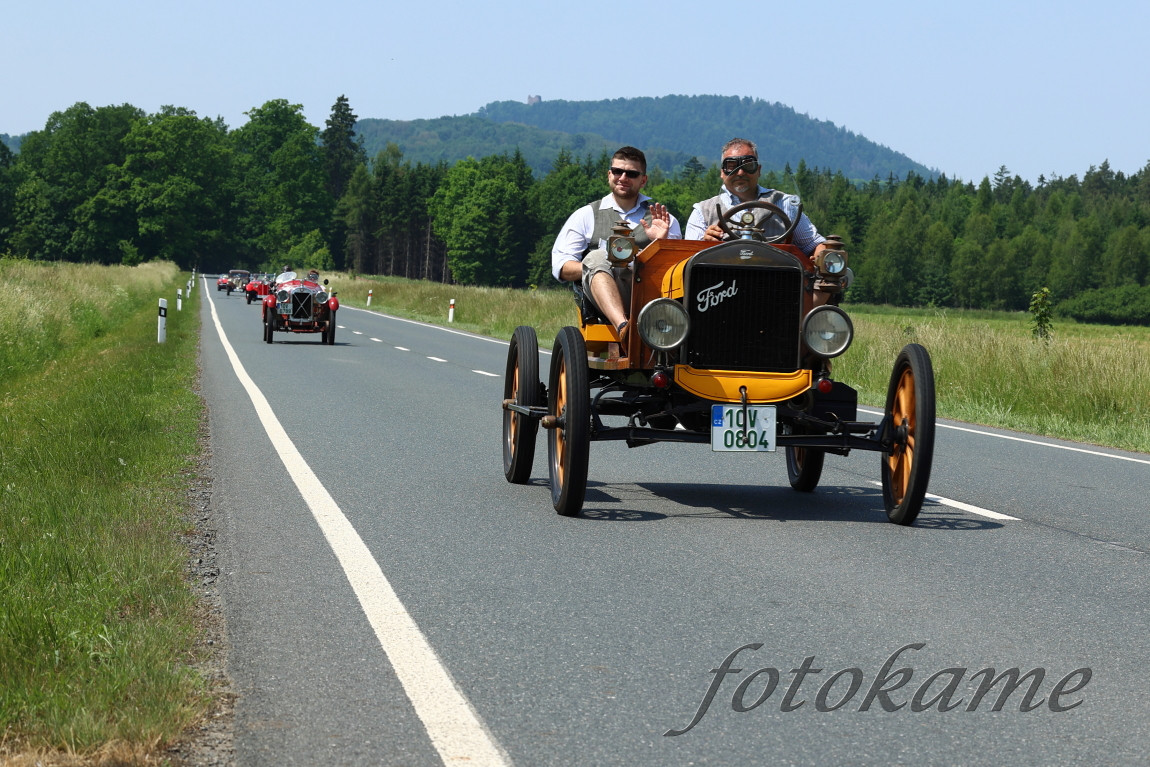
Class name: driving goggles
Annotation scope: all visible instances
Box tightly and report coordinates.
[721,155,761,175]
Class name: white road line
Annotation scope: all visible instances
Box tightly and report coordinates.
[428,356,447,362]
[206,291,511,767]
[370,338,383,342]
[395,346,410,352]
[474,370,499,377]
[352,330,363,335]
[859,407,1150,466]
[866,481,1018,521]
[928,493,1019,520]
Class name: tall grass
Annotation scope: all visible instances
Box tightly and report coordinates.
[838,307,1150,451]
[0,260,208,761]
[0,259,177,383]
[330,274,1150,454]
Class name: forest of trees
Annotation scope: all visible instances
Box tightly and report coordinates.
[2,98,1149,323]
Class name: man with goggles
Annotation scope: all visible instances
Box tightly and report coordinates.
[552,146,681,351]
[685,138,829,262]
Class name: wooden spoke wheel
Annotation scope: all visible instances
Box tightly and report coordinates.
[547,327,590,517]
[881,343,936,525]
[502,326,541,484]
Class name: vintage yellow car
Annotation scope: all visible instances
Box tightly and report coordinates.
[502,200,935,524]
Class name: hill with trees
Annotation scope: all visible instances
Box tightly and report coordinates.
[357,95,935,181]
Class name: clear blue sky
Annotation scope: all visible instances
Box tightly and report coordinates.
[3,0,1146,184]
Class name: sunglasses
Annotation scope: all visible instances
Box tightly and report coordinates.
[721,155,761,175]
[609,167,643,179]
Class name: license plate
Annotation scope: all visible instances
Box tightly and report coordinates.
[711,405,777,451]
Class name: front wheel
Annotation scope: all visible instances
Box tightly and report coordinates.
[881,343,936,525]
[264,310,275,344]
[784,425,825,492]
[324,311,336,345]
[503,326,541,484]
[547,327,590,517]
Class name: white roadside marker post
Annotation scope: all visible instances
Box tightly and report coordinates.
[158,298,168,343]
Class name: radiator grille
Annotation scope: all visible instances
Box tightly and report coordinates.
[290,290,314,320]
[684,265,803,371]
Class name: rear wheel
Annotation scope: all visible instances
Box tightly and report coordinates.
[503,326,541,484]
[547,327,590,517]
[881,344,936,525]
[784,424,825,492]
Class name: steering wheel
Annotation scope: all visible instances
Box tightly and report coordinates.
[715,200,798,244]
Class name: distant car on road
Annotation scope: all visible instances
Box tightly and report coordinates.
[244,273,274,304]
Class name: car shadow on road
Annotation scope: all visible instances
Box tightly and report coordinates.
[270,340,344,346]
[575,481,1004,530]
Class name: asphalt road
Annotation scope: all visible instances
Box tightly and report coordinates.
[199,280,1150,766]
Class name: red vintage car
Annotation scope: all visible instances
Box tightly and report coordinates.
[244,273,274,304]
[262,271,339,345]
[218,269,250,295]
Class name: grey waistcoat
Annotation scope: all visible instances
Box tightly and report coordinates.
[584,199,653,255]
[698,189,790,238]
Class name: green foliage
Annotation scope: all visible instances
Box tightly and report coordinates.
[232,99,333,266]
[429,154,535,286]
[1029,286,1054,340]
[284,229,334,272]
[11,102,143,262]
[114,107,234,265]
[1056,284,1150,325]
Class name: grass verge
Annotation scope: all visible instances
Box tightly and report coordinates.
[0,260,210,764]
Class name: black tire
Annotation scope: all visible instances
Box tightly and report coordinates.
[547,327,590,517]
[503,326,541,484]
[785,424,825,492]
[264,310,274,344]
[324,311,336,345]
[881,343,936,525]
[246,291,253,304]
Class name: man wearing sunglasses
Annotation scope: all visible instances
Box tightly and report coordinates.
[552,146,681,348]
[685,138,829,263]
